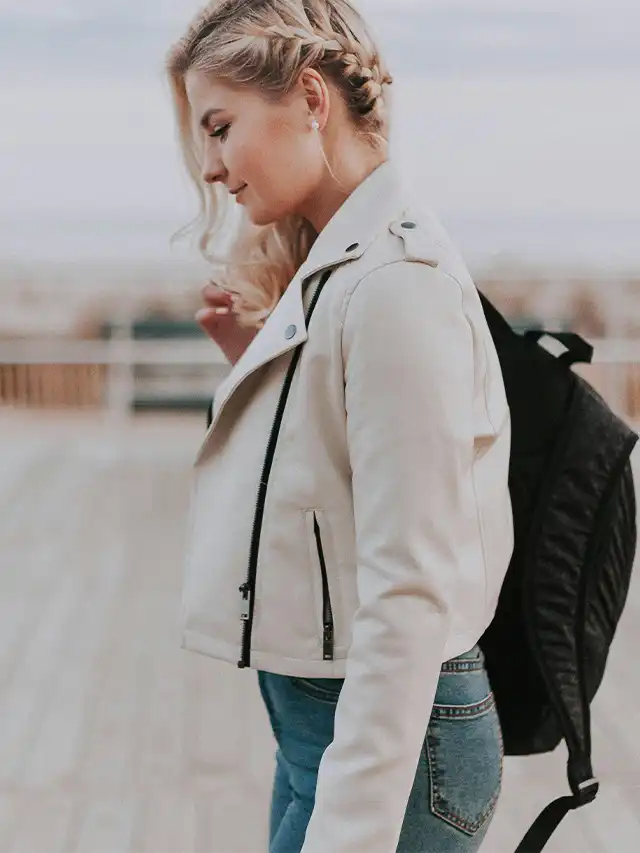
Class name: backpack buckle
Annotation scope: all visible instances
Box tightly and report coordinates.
[574,777,599,807]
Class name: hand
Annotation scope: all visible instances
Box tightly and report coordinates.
[196,283,258,366]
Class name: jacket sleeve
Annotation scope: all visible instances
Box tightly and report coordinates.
[301,260,479,853]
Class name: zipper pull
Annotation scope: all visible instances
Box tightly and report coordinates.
[323,622,334,661]
[239,583,252,622]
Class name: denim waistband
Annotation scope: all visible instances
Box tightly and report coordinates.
[440,644,484,674]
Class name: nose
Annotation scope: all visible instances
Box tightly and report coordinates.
[201,149,226,186]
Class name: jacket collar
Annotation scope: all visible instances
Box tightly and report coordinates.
[297,158,408,281]
[203,160,409,445]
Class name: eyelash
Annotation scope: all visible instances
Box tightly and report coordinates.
[209,124,230,141]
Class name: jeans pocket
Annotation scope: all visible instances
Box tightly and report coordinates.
[290,676,344,704]
[425,692,503,836]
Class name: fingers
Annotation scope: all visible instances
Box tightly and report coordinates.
[195,306,230,327]
[197,284,242,345]
[201,283,233,306]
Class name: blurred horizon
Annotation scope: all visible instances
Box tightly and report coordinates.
[1,210,640,272]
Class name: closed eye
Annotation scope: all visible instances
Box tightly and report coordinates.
[209,123,230,141]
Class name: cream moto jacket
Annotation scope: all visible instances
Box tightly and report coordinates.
[182,161,514,853]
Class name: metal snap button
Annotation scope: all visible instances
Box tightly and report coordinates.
[401,221,417,229]
[345,242,359,252]
[285,324,297,340]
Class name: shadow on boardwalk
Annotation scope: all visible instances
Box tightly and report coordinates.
[0,412,638,853]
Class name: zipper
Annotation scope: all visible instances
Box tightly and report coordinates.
[238,268,334,668]
[313,513,335,661]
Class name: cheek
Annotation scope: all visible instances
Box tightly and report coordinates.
[225,136,255,175]
[234,112,324,225]
[256,120,322,194]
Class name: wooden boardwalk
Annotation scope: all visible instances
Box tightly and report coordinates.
[0,411,638,853]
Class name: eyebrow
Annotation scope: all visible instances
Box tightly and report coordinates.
[199,108,224,129]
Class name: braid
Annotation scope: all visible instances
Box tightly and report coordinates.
[336,46,392,115]
[257,23,392,116]
[264,23,342,52]
[187,6,392,118]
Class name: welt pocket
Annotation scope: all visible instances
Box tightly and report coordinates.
[304,510,335,661]
[425,694,503,836]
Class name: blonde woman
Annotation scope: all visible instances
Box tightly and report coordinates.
[168,2,513,851]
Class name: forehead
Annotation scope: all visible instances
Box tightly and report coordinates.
[185,71,296,134]
[185,71,236,116]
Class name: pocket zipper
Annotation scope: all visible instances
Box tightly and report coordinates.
[313,512,335,661]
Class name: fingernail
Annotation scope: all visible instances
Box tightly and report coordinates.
[214,307,230,315]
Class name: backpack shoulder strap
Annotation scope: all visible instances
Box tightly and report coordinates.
[524,330,594,367]
[478,290,593,368]
[514,766,598,853]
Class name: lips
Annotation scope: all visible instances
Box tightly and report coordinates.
[230,183,247,196]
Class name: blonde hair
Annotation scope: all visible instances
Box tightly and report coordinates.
[166,0,393,327]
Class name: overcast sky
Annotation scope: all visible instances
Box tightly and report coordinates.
[0,0,639,268]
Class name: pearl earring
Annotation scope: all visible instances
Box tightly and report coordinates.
[311,118,320,131]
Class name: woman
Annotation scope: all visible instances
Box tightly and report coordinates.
[167,2,513,852]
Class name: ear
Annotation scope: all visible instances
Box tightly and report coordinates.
[297,67,330,130]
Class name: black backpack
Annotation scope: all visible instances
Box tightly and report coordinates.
[478,292,638,853]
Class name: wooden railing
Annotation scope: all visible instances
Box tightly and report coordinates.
[0,340,228,418]
[1,338,640,421]
[0,363,106,409]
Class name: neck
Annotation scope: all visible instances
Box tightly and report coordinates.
[299,147,388,234]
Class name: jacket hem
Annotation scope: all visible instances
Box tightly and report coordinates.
[182,629,482,677]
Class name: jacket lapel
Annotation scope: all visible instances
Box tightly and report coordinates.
[206,267,310,434]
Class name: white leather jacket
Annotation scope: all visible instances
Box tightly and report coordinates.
[181,160,513,853]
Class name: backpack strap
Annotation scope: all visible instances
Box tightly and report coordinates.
[478,290,593,368]
[513,758,599,853]
[524,330,594,367]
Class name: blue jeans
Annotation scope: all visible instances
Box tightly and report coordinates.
[258,646,503,853]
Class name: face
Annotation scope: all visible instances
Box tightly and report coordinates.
[185,71,326,227]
